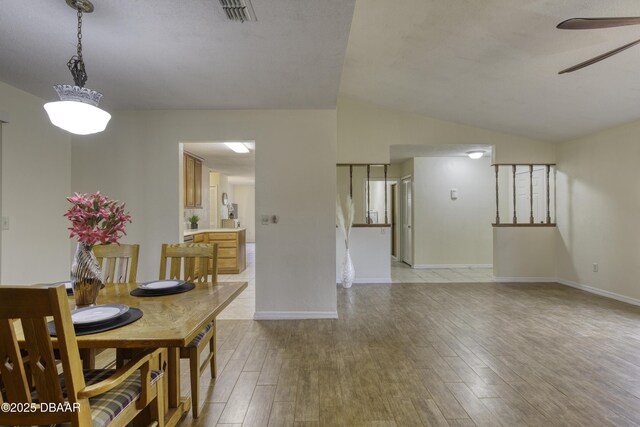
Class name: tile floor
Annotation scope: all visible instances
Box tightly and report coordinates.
[217,248,495,320]
[391,260,495,283]
[218,243,256,320]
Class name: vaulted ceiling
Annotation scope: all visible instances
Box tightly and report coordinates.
[340,0,640,141]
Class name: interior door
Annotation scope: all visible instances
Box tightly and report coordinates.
[401,178,412,265]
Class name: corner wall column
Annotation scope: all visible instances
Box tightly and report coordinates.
[494,164,500,224]
[512,165,517,223]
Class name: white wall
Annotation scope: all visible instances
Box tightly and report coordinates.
[0,81,71,284]
[337,98,556,164]
[493,227,557,281]
[412,156,493,267]
[72,109,337,318]
[556,120,640,302]
[336,227,391,283]
[219,173,235,223]
[233,185,255,242]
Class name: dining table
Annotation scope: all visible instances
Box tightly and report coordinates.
[14,280,248,427]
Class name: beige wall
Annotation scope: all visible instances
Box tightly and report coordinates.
[0,81,71,284]
[556,120,640,302]
[207,170,235,229]
[337,98,556,164]
[233,185,255,243]
[494,227,557,281]
[412,156,494,267]
[72,109,337,317]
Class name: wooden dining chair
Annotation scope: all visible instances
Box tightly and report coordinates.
[160,243,218,418]
[84,244,141,370]
[94,243,140,284]
[159,243,218,284]
[0,285,165,427]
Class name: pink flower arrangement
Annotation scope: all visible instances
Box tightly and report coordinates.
[64,192,132,247]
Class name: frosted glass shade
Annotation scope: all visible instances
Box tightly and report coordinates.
[44,101,111,135]
[466,151,485,159]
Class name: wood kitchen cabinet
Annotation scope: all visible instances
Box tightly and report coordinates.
[187,229,246,274]
[184,152,202,208]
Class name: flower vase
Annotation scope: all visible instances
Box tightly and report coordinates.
[341,249,355,289]
[71,243,103,307]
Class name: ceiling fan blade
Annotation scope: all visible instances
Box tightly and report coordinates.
[559,38,640,74]
[558,17,640,30]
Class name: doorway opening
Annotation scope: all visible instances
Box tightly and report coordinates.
[390,144,495,283]
[179,141,256,319]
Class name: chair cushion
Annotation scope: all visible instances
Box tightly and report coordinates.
[55,369,162,427]
[85,369,162,427]
[186,322,214,347]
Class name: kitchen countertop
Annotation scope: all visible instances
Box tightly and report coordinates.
[184,228,245,237]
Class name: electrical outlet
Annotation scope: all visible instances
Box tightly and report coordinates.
[1,216,8,230]
[261,215,269,225]
[593,263,598,273]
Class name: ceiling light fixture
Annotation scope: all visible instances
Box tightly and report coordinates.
[466,150,485,160]
[225,142,250,154]
[44,0,111,135]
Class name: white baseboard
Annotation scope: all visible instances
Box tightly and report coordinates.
[557,278,640,307]
[253,311,338,320]
[413,264,493,269]
[494,276,557,283]
[335,277,392,285]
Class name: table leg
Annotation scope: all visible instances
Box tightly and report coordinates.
[167,347,180,408]
[165,346,191,427]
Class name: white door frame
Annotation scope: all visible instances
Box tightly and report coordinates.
[401,175,413,266]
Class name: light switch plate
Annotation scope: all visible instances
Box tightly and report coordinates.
[1,216,9,230]
[261,215,269,225]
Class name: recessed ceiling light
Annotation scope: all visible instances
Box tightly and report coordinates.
[225,142,250,154]
[466,150,485,160]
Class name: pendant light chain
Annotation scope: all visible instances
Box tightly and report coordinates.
[67,7,88,88]
[77,8,83,61]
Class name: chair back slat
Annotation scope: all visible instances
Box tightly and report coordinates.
[116,258,129,283]
[21,318,64,404]
[0,286,86,412]
[0,320,31,403]
[159,243,218,284]
[94,244,140,284]
[170,257,181,280]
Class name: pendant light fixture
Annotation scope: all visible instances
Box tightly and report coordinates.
[44,0,111,135]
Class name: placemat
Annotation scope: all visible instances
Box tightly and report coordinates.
[48,308,143,337]
[130,282,195,297]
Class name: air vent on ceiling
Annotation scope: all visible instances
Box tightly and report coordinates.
[219,0,256,22]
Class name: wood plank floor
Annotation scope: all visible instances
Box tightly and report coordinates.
[175,282,640,426]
